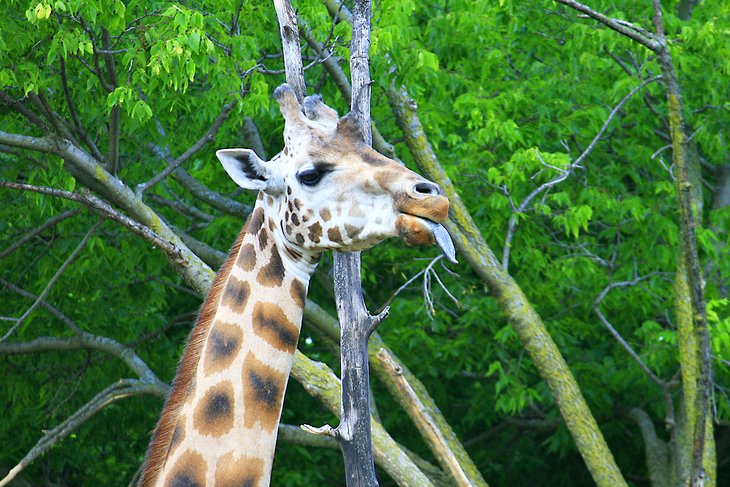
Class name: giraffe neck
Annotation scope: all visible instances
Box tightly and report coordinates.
[140,194,319,487]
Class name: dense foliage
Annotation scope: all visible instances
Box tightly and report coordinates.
[1,0,728,485]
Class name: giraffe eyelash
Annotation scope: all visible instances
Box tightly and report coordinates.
[296,164,334,187]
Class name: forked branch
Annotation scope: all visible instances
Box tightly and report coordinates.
[0,379,161,487]
[0,220,101,343]
[501,75,662,270]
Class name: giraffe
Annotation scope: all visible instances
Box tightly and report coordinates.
[139,84,454,487]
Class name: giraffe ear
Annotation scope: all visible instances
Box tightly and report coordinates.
[216,149,274,191]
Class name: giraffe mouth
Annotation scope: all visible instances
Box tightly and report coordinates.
[395,214,457,264]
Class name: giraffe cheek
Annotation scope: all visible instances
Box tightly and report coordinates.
[395,214,436,246]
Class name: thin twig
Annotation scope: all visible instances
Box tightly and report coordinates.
[0,91,49,131]
[0,208,81,259]
[59,57,106,163]
[148,193,214,223]
[135,100,237,196]
[0,181,181,259]
[0,334,169,392]
[1,221,101,343]
[553,0,659,51]
[0,278,84,335]
[0,379,162,487]
[257,50,334,75]
[593,273,665,387]
[501,75,662,270]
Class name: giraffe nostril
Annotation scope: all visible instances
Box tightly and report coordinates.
[413,181,444,197]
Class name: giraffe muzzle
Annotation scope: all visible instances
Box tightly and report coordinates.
[395,214,457,264]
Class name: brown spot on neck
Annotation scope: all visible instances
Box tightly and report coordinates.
[215,453,265,487]
[256,250,285,288]
[193,380,235,437]
[237,243,257,272]
[203,321,243,376]
[327,226,342,243]
[221,276,251,313]
[248,206,265,235]
[165,450,206,487]
[290,280,307,309]
[345,223,361,239]
[251,302,299,353]
[257,227,269,250]
[242,353,288,431]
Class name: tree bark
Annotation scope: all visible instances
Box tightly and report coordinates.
[333,1,381,485]
[387,85,629,487]
[272,1,421,485]
[651,3,714,484]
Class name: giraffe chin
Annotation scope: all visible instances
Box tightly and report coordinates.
[395,214,457,264]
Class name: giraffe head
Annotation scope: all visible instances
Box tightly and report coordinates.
[217,84,455,262]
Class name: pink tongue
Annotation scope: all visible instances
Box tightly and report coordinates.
[425,221,457,264]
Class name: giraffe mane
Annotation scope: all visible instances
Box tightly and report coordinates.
[138,223,249,486]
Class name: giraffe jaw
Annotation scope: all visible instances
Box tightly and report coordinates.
[395,214,457,264]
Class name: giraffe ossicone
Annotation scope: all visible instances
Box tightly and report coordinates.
[139,84,454,487]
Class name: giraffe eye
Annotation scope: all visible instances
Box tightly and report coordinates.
[297,167,325,186]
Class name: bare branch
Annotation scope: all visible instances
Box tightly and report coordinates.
[0,208,81,259]
[299,20,351,102]
[0,145,48,168]
[172,226,226,268]
[145,133,251,219]
[593,273,666,386]
[256,50,335,76]
[573,75,662,168]
[28,91,78,144]
[241,116,268,160]
[0,130,217,294]
[0,278,84,335]
[59,57,106,163]
[0,181,181,260]
[148,193,214,223]
[136,100,237,196]
[230,0,244,35]
[279,423,338,449]
[0,91,49,131]
[0,379,162,487]
[101,29,121,173]
[273,0,307,101]
[0,334,168,393]
[108,105,121,173]
[386,57,627,487]
[378,263,430,311]
[298,17,397,159]
[376,348,474,487]
[1,221,101,343]
[501,75,662,270]
[553,0,659,51]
